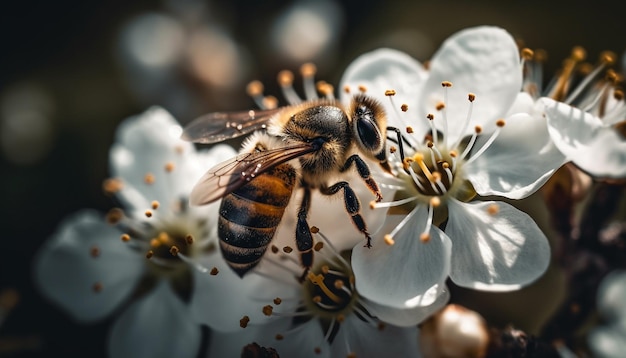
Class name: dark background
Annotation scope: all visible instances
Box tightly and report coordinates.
[1,0,623,357]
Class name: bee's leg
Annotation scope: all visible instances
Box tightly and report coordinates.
[320,182,373,248]
[341,154,383,202]
[296,186,314,279]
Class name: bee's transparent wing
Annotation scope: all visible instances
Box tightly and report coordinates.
[181,108,282,144]
[190,140,321,205]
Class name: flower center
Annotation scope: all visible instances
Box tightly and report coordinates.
[303,260,358,320]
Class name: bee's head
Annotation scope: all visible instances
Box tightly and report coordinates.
[350,94,388,163]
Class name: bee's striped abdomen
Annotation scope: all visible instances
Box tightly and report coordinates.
[218,163,296,277]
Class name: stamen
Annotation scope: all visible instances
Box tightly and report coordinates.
[384,204,421,244]
[307,272,342,303]
[102,178,123,194]
[144,173,155,185]
[274,297,282,305]
[316,81,334,99]
[421,198,439,243]
[442,162,453,185]
[120,233,131,242]
[426,113,438,145]
[549,46,586,101]
[401,103,409,112]
[210,267,219,275]
[564,52,616,104]
[144,210,153,218]
[263,305,273,316]
[278,70,302,105]
[164,162,175,172]
[151,200,159,210]
[262,96,278,110]
[92,282,103,293]
[370,196,417,209]
[358,85,367,93]
[176,252,210,273]
[413,153,435,182]
[460,126,481,160]
[240,316,250,328]
[300,63,319,101]
[465,120,505,165]
[90,246,100,258]
[384,234,395,245]
[282,246,293,254]
[312,229,351,269]
[487,203,499,215]
[246,80,267,109]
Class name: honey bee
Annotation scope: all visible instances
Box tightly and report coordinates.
[182,94,390,277]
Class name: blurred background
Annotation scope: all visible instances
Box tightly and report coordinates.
[0,0,624,357]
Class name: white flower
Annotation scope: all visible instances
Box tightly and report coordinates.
[518,48,626,179]
[204,228,446,358]
[33,107,243,357]
[588,270,626,358]
[339,26,559,306]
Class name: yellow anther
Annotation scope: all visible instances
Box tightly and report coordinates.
[384,89,396,96]
[300,63,317,77]
[468,93,476,102]
[441,81,453,87]
[384,234,395,246]
[401,103,409,112]
[496,119,506,127]
[521,48,534,60]
[307,272,341,303]
[420,233,431,243]
[246,81,264,97]
[277,70,294,87]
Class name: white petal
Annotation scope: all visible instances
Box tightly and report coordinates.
[542,97,626,178]
[33,210,144,322]
[505,92,536,116]
[331,315,420,358]
[421,26,522,144]
[352,208,451,308]
[588,325,626,358]
[362,287,449,327]
[108,281,201,358]
[188,253,300,332]
[446,200,551,291]
[339,48,429,134]
[596,270,626,321]
[465,112,566,199]
[109,107,204,212]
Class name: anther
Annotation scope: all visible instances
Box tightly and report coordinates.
[145,210,153,218]
[401,104,409,112]
[300,63,317,77]
[314,347,322,354]
[164,162,175,172]
[185,234,194,244]
[151,200,160,210]
[310,226,320,234]
[106,208,124,224]
[347,353,356,358]
[275,334,284,341]
[389,146,397,154]
[384,89,396,96]
[384,234,395,246]
[521,48,534,60]
[271,245,279,254]
[571,46,587,62]
[102,178,123,194]
[468,93,476,102]
[336,314,345,323]
[427,141,434,148]
[334,280,344,289]
[277,70,294,87]
[120,234,131,242]
[240,316,250,328]
[600,51,616,65]
[90,246,100,258]
[441,81,453,87]
[92,282,103,293]
[210,267,219,275]
[413,153,435,182]
[474,125,482,134]
[144,173,155,184]
[262,96,278,110]
[406,126,414,134]
[369,200,376,209]
[283,246,293,253]
[420,233,431,243]
[487,204,499,215]
[358,85,367,93]
[262,305,273,316]
[496,119,506,127]
[321,265,330,274]
[146,250,154,259]
[436,102,445,111]
[169,246,179,256]
[313,296,322,303]
[614,89,624,100]
[273,297,282,305]
[450,150,457,158]
[246,81,264,97]
[378,322,386,331]
[343,85,351,94]
[430,197,441,207]
[427,113,434,120]
[150,238,161,248]
[314,242,324,251]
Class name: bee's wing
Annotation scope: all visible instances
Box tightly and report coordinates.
[181,108,282,144]
[190,140,320,205]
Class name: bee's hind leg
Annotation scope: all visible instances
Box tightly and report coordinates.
[320,181,372,248]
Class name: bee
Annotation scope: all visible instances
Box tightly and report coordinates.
[182,93,390,277]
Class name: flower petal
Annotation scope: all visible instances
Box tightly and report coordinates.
[362,287,449,327]
[420,26,522,143]
[109,106,204,213]
[446,199,551,291]
[331,315,420,358]
[352,208,451,308]
[33,210,144,322]
[588,325,626,358]
[108,281,201,358]
[339,48,429,134]
[465,112,566,199]
[596,270,626,321]
[188,253,300,332]
[542,97,626,178]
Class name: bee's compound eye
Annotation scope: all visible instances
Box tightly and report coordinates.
[355,115,382,153]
